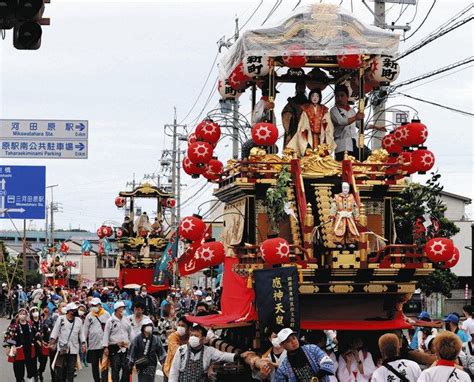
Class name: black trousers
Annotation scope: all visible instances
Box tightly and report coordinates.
[49,350,58,382]
[109,350,130,382]
[88,349,109,382]
[13,357,37,382]
[56,354,77,382]
[35,345,48,377]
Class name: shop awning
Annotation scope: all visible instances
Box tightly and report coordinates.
[188,257,257,328]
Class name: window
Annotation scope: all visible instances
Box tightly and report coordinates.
[395,112,408,124]
[98,255,116,269]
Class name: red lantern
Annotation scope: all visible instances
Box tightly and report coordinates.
[382,133,402,154]
[393,124,410,147]
[411,149,435,173]
[195,241,225,267]
[188,133,197,145]
[60,242,69,253]
[405,119,428,146]
[203,158,223,181]
[337,53,362,69]
[161,198,176,208]
[443,246,460,269]
[182,156,206,177]
[97,228,105,239]
[397,151,415,174]
[187,141,213,165]
[195,120,221,145]
[115,228,123,238]
[282,44,307,68]
[105,226,113,237]
[100,225,108,236]
[115,196,126,208]
[426,237,454,262]
[260,237,291,265]
[251,122,279,146]
[179,215,206,242]
[228,62,250,90]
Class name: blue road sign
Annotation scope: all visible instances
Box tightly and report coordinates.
[0,119,88,159]
[0,166,46,219]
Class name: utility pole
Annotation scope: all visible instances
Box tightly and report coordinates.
[46,184,58,245]
[365,0,414,150]
[22,219,27,284]
[372,0,387,150]
[164,108,187,228]
[171,108,178,226]
[232,17,240,159]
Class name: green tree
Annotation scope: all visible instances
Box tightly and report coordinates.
[264,166,291,233]
[417,269,458,298]
[392,172,460,297]
[0,241,25,287]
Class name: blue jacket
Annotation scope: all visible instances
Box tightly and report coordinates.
[275,344,334,382]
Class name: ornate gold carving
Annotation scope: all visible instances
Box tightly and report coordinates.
[398,285,416,293]
[299,285,319,294]
[364,149,389,164]
[363,284,388,293]
[299,146,341,177]
[329,285,354,293]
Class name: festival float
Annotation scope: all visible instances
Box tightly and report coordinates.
[40,241,76,287]
[110,182,175,294]
[170,4,460,372]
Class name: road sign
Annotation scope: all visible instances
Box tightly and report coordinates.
[0,119,88,159]
[0,166,46,219]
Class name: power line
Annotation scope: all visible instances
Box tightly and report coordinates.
[401,65,473,92]
[238,0,264,32]
[403,0,437,41]
[261,0,283,26]
[179,52,219,125]
[391,57,474,90]
[396,92,473,117]
[397,5,473,60]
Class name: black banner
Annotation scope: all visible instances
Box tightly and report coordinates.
[254,266,300,332]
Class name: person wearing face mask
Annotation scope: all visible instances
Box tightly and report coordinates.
[128,318,166,382]
[133,285,155,317]
[169,323,246,382]
[163,316,191,381]
[4,307,38,382]
[103,301,133,382]
[76,304,88,368]
[337,336,376,382]
[252,327,287,381]
[49,302,87,382]
[84,297,110,382]
[129,302,150,339]
[30,306,48,382]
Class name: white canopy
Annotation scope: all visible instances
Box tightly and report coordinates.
[220,3,400,78]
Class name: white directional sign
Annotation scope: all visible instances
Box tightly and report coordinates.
[0,119,88,159]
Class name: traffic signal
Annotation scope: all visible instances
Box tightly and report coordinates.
[0,0,49,50]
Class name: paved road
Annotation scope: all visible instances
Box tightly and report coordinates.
[0,318,164,382]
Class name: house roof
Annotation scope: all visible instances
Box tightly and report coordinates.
[440,190,472,204]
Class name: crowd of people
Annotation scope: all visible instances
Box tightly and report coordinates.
[1,282,474,382]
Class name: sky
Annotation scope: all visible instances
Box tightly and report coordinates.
[0,0,472,232]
